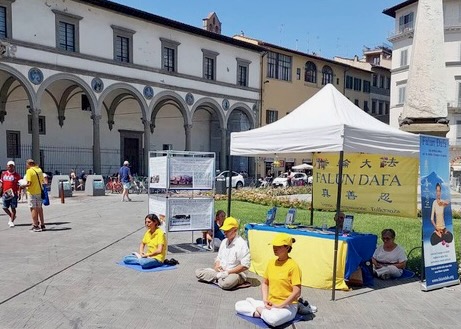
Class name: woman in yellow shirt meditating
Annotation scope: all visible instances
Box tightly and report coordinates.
[235,233,302,327]
[123,214,166,269]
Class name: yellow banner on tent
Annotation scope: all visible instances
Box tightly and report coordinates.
[313,153,418,217]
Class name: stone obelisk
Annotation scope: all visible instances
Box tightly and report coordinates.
[399,0,449,136]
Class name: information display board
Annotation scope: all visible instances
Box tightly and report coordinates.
[148,150,215,234]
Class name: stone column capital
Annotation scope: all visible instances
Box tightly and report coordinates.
[28,107,41,115]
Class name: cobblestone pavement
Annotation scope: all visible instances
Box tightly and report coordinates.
[0,192,460,329]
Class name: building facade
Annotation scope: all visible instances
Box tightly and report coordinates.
[335,45,392,123]
[0,0,262,176]
[384,0,461,166]
[235,35,374,178]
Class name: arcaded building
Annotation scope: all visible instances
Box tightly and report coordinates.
[0,0,262,176]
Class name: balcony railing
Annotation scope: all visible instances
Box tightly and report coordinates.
[388,23,414,39]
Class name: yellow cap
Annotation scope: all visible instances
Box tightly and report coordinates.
[272,233,293,246]
[221,217,239,231]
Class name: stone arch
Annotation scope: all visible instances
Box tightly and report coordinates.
[0,63,37,109]
[97,82,148,121]
[190,97,225,128]
[36,73,97,115]
[149,90,190,130]
[227,102,255,128]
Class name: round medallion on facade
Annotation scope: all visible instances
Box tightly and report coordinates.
[222,98,230,111]
[91,78,104,93]
[143,86,154,100]
[185,92,194,106]
[28,68,44,85]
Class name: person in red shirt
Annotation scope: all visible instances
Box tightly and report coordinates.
[0,161,21,227]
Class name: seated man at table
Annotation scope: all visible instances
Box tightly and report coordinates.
[195,217,251,290]
[329,211,345,231]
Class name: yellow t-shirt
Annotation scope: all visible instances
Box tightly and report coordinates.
[264,257,302,305]
[142,228,167,262]
[25,166,44,195]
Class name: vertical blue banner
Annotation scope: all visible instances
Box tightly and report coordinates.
[420,135,459,290]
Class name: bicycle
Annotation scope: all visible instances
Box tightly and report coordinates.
[106,177,122,193]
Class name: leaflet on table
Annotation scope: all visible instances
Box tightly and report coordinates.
[169,157,214,190]
[343,215,354,233]
[285,208,296,225]
[167,198,214,232]
[149,156,168,189]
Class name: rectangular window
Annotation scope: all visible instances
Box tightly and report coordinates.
[163,47,175,71]
[112,25,135,64]
[0,6,6,38]
[266,51,292,81]
[58,21,75,51]
[364,101,369,112]
[457,120,461,139]
[399,12,414,32]
[371,100,377,114]
[363,80,371,93]
[266,110,278,124]
[237,65,248,86]
[236,58,251,87]
[398,86,406,104]
[378,102,383,115]
[6,130,20,158]
[345,76,353,89]
[53,10,82,52]
[115,35,130,63]
[400,49,408,67]
[385,102,389,115]
[202,49,219,81]
[204,57,214,80]
[354,99,359,106]
[160,38,180,73]
[296,68,301,80]
[162,144,172,150]
[379,75,385,88]
[27,115,46,135]
[385,77,391,90]
[353,78,362,91]
[372,74,378,87]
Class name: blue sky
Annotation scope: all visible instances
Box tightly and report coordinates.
[112,0,400,59]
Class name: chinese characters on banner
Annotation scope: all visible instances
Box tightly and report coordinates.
[312,153,418,217]
[420,135,459,290]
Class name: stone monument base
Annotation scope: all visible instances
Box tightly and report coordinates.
[399,117,449,137]
[400,122,449,137]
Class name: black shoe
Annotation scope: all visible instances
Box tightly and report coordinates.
[40,225,46,231]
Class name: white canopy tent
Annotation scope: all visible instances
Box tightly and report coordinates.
[231,84,419,158]
[291,163,313,170]
[230,84,420,299]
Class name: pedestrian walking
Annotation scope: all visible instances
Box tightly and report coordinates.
[118,160,132,202]
[24,159,46,232]
[0,161,21,227]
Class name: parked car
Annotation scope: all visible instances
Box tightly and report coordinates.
[216,171,245,189]
[272,172,308,188]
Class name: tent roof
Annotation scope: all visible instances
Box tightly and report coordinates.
[230,84,420,157]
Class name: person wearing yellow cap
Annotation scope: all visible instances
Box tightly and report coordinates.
[235,233,301,327]
[195,216,251,290]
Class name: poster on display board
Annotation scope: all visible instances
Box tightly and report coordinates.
[419,135,459,291]
[312,153,418,218]
[148,196,168,232]
[167,198,214,232]
[169,157,214,190]
[149,156,168,189]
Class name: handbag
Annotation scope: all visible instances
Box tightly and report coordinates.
[33,170,50,206]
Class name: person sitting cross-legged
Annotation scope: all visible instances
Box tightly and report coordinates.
[123,214,166,269]
[195,217,250,290]
[235,233,302,328]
